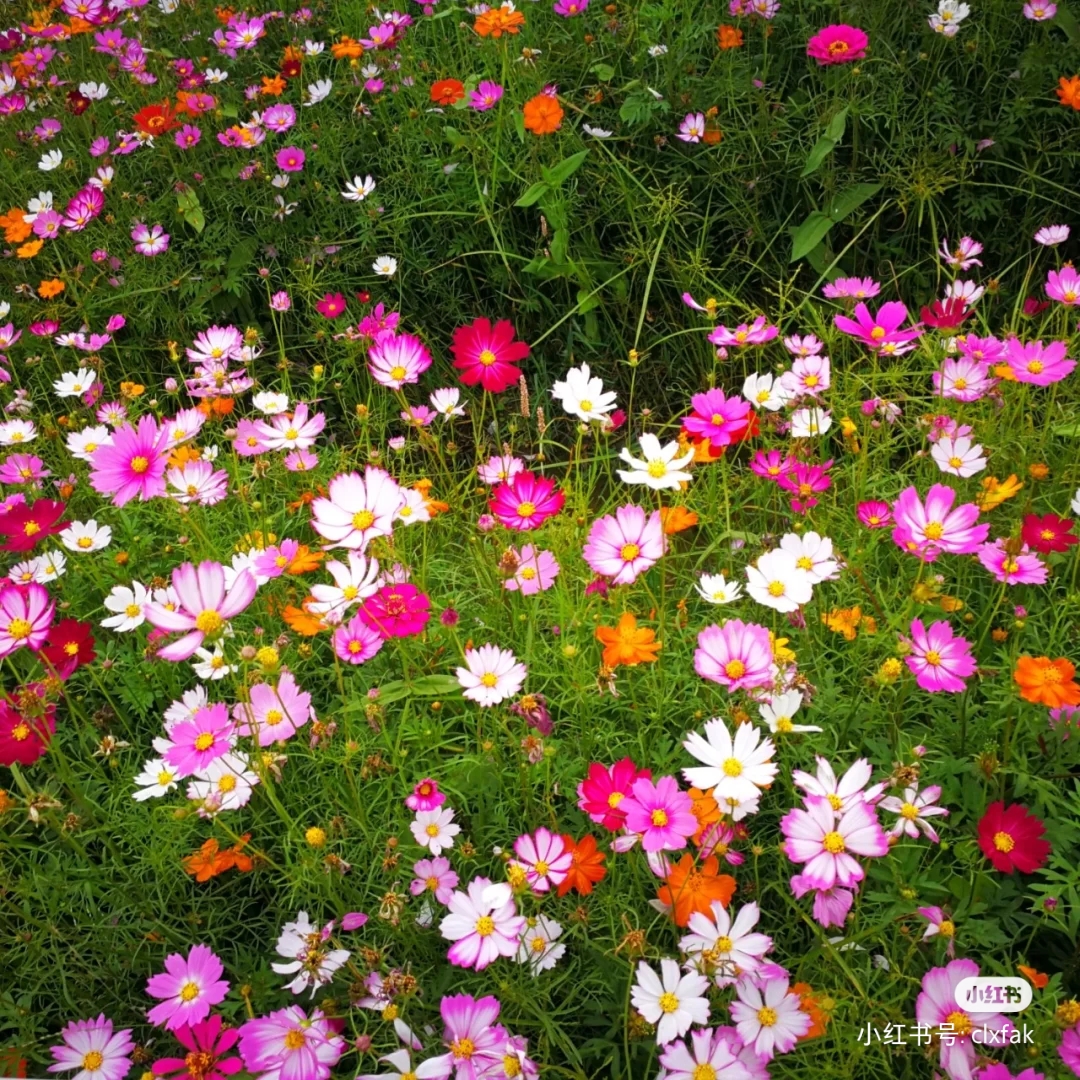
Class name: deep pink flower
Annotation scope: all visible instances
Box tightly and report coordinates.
[488,471,565,530]
[1005,338,1076,386]
[163,703,235,777]
[577,758,652,831]
[749,449,794,482]
[152,1015,241,1080]
[682,388,752,445]
[332,612,384,663]
[358,583,431,638]
[621,775,698,852]
[315,292,347,319]
[1046,264,1080,305]
[405,778,446,812]
[0,582,54,657]
[833,301,922,355]
[146,945,230,1032]
[902,619,977,693]
[49,1015,134,1080]
[237,1007,344,1080]
[422,993,506,1079]
[274,145,305,171]
[857,500,892,529]
[450,317,529,393]
[88,414,170,507]
[232,670,314,746]
[776,459,832,514]
[708,316,777,348]
[806,24,868,65]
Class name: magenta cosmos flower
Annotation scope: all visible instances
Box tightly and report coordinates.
[582,504,665,585]
[577,757,651,831]
[513,827,572,892]
[332,613,383,664]
[237,1007,344,1080]
[233,670,314,746]
[682,388,752,446]
[856,500,892,529]
[1046,265,1080,305]
[708,315,778,348]
[275,145,305,172]
[488,470,565,530]
[439,876,526,970]
[423,994,506,1080]
[164,702,235,778]
[143,560,258,661]
[823,276,879,299]
[891,484,988,562]
[469,80,503,109]
[781,795,889,889]
[152,1015,241,1080]
[976,539,1047,586]
[315,292,347,319]
[367,330,433,390]
[88,414,171,507]
[411,856,459,905]
[902,619,977,693]
[503,545,560,594]
[146,945,230,1031]
[0,581,54,657]
[406,778,446,812]
[915,959,1011,1080]
[621,775,698,852]
[49,1015,134,1080]
[358,583,430,638]
[694,619,775,693]
[450,317,529,393]
[806,24,868,65]
[310,467,405,550]
[1005,338,1076,386]
[833,301,922,355]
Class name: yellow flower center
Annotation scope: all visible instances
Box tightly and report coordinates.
[804,374,819,387]
[426,875,439,891]
[722,757,743,777]
[520,566,537,580]
[77,536,94,549]
[620,543,640,561]
[993,830,1015,853]
[1003,558,1019,573]
[900,802,919,820]
[194,610,222,636]
[767,580,786,597]
[757,1006,778,1026]
[948,456,963,469]
[939,919,955,937]
[607,791,624,808]
[7,618,32,640]
[531,936,547,953]
[650,808,669,827]
[157,770,173,785]
[82,1051,104,1072]
[480,672,498,687]
[11,722,29,741]
[130,455,149,474]
[954,378,968,390]
[827,793,843,811]
[1028,361,1044,374]
[352,509,375,530]
[284,1030,306,1051]
[478,350,497,367]
[647,460,668,478]
[691,1067,717,1080]
[125,603,141,617]
[715,935,733,953]
[924,650,941,666]
[389,366,406,381]
[194,733,215,752]
[218,774,237,793]
[534,860,549,875]
[822,831,846,854]
[475,916,496,937]
[724,660,745,679]
[870,326,886,340]
[517,501,536,518]
[451,1038,476,1059]
[944,1011,972,1037]
[23,521,41,536]
[382,1004,399,1021]
[425,823,440,837]
[579,399,593,413]
[658,992,680,1014]
[179,981,200,1002]
[711,412,725,425]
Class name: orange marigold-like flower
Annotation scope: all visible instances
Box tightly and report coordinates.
[595,612,661,667]
[0,208,33,244]
[430,78,465,105]
[523,92,563,135]
[261,75,287,96]
[331,35,364,59]
[286,544,325,575]
[182,833,254,881]
[656,854,736,927]
[556,833,607,896]
[660,505,699,534]
[976,473,1023,512]
[718,24,744,49]
[283,599,327,636]
[1018,964,1049,990]
[38,279,65,299]
[687,786,721,843]
[791,982,831,1039]
[16,239,44,260]
[133,101,180,136]
[1014,655,1080,709]
[474,4,526,36]
[168,445,201,468]
[1057,75,1080,110]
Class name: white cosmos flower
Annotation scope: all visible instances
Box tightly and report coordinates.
[515,915,566,974]
[550,363,618,422]
[0,420,36,445]
[305,78,332,105]
[187,753,258,815]
[695,572,743,605]
[38,149,63,171]
[456,644,526,706]
[53,369,97,399]
[945,279,984,305]
[342,175,376,201]
[101,581,149,631]
[789,407,832,438]
[930,434,987,478]
[60,519,112,553]
[372,256,398,276]
[79,81,109,100]
[778,531,839,584]
[430,387,465,419]
[759,690,821,734]
[132,757,178,801]
[253,391,289,415]
[303,39,326,56]
[745,548,813,613]
[742,372,792,412]
[679,900,773,987]
[1072,487,1080,516]
[272,911,351,995]
[192,643,238,682]
[617,434,694,490]
[630,958,710,1046]
[582,124,613,138]
[682,717,778,804]
[66,425,112,462]
[204,68,229,83]
[309,552,380,618]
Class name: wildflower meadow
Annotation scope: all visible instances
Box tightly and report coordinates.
[2,0,1080,1078]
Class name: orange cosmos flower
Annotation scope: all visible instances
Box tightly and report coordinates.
[474,4,526,36]
[1057,75,1080,110]
[656,854,736,927]
[976,473,1023,512]
[282,600,326,636]
[791,982,831,1039]
[687,786,721,843]
[1018,964,1049,990]
[595,612,661,667]
[660,505,699,534]
[285,544,325,575]
[430,78,465,106]
[16,239,43,260]
[718,24,744,48]
[0,208,32,244]
[1013,655,1080,709]
[38,279,64,299]
[261,75,287,96]
[331,35,364,58]
[183,833,254,881]
[523,92,564,135]
[556,834,607,896]
[133,101,180,136]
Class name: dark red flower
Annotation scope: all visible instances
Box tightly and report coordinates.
[977,801,1050,874]
[66,89,91,115]
[0,499,69,553]
[40,619,96,678]
[920,297,970,329]
[280,58,302,79]
[0,699,54,766]
[1021,513,1078,555]
[1023,297,1051,317]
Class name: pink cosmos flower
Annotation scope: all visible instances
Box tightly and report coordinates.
[422,994,506,1080]
[1005,338,1076,386]
[358,583,430,638]
[275,145,305,172]
[143,560,258,661]
[332,612,384,664]
[621,775,698,852]
[1046,265,1080,305]
[163,703,235,778]
[88,414,171,507]
[780,353,830,398]
[284,450,317,472]
[368,331,433,389]
[0,582,54,657]
[902,619,977,693]
[49,1015,135,1080]
[513,827,572,892]
[781,796,889,889]
[478,454,525,486]
[167,461,229,506]
[146,945,230,1031]
[132,222,170,256]
[310,467,405,550]
[450,317,529,393]
[822,276,880,299]
[976,539,1047,586]
[891,484,989,562]
[315,292,347,319]
[856,500,892,529]
[880,785,948,843]
[806,24,868,65]
[582,504,665,585]
[749,449,795,482]
[915,959,1011,1080]
[682,388,752,445]
[233,671,314,746]
[932,355,994,403]
[254,403,326,452]
[502,545,560,594]
[677,111,706,143]
[730,977,810,1061]
[791,756,882,813]
[1059,1026,1080,1075]
[776,459,832,514]
[440,876,527,970]
[406,778,446,812]
[577,758,652,831]
[658,1029,748,1080]
[237,1007,344,1080]
[916,906,957,956]
[833,301,922,355]
[1035,223,1068,244]
[469,80,503,109]
[151,1015,241,1080]
[488,471,565,530]
[410,856,460,904]
[789,877,856,929]
[708,316,778,348]
[694,619,775,692]
[456,644,527,706]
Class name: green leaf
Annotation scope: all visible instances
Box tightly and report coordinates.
[541,149,589,187]
[824,181,881,222]
[176,188,205,234]
[515,181,550,208]
[825,105,849,142]
[407,674,463,697]
[1054,1,1080,45]
[550,228,569,265]
[1052,420,1080,437]
[590,61,615,82]
[790,211,834,261]
[443,125,462,145]
[800,136,836,178]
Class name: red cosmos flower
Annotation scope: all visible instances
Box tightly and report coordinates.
[0,698,55,766]
[1022,297,1051,317]
[66,89,90,114]
[977,801,1051,874]
[430,78,465,106]
[0,499,69,553]
[358,583,431,639]
[576,758,652,831]
[450,317,529,393]
[556,834,607,896]
[315,292,347,319]
[133,101,180,136]
[151,1014,242,1080]
[40,618,96,678]
[280,58,302,79]
[488,470,565,530]
[1020,512,1078,555]
[920,297,970,329]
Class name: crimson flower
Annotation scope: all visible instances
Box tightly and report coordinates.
[977,801,1050,874]
[1022,298,1051,317]
[1020,513,1078,555]
[450,317,529,393]
[920,297,970,329]
[0,499,69,553]
[0,698,55,766]
[152,1015,242,1080]
[40,619,96,678]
